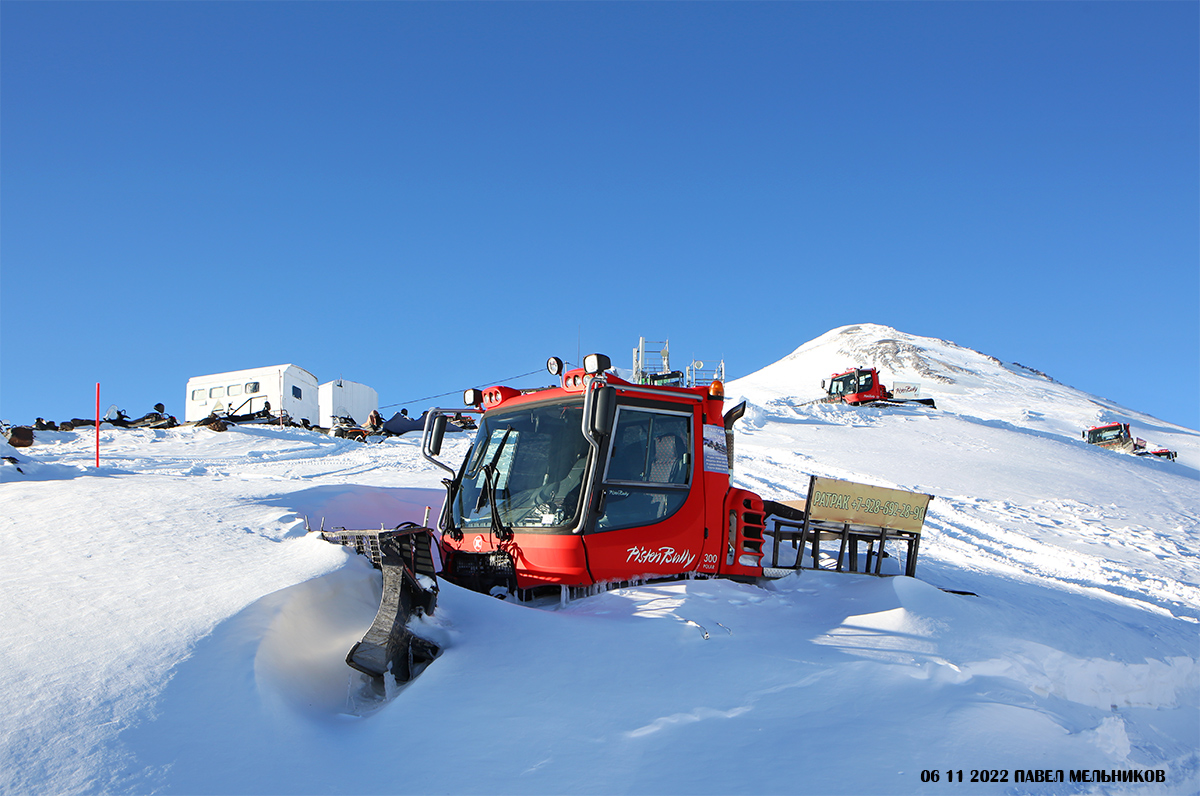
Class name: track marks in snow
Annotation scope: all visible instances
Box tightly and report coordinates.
[925,498,1200,620]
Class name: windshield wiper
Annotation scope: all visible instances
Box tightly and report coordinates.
[473,426,513,510]
[478,426,515,542]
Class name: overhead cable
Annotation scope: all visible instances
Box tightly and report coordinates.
[380,366,571,410]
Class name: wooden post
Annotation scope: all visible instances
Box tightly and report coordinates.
[836,522,850,572]
[799,475,815,569]
[906,535,921,577]
[771,517,780,568]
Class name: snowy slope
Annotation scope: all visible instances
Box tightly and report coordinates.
[1,325,1196,795]
[726,324,1199,616]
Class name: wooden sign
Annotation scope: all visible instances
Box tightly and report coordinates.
[806,476,932,534]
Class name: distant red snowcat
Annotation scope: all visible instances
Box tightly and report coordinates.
[1083,423,1176,461]
[821,367,936,408]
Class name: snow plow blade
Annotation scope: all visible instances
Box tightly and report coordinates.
[804,397,937,409]
[886,397,937,409]
[320,524,440,682]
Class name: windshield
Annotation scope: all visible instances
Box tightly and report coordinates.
[829,374,856,395]
[830,370,872,395]
[1088,425,1126,444]
[451,400,591,532]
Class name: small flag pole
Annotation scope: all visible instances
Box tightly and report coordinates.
[95,383,100,468]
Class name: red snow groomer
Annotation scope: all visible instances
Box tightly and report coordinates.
[1083,423,1176,461]
[321,354,934,684]
[430,355,765,595]
[821,367,936,408]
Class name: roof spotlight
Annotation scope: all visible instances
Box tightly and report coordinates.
[464,388,483,406]
[547,356,564,377]
[583,353,612,375]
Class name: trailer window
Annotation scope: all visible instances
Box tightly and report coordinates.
[191,389,205,402]
[209,386,225,399]
[292,386,303,399]
[246,382,260,394]
[228,384,243,397]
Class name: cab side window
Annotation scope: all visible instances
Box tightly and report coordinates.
[595,408,692,532]
[605,409,690,485]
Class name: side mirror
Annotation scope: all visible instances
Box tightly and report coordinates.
[723,400,747,430]
[589,386,616,438]
[429,414,448,455]
[723,400,747,474]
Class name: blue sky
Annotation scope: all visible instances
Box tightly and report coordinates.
[3,2,1197,429]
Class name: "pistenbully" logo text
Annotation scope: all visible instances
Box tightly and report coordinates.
[626,546,696,568]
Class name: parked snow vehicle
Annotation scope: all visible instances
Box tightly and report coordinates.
[126,404,178,429]
[104,403,178,429]
[328,416,370,442]
[820,367,936,408]
[1083,423,1177,461]
[322,354,935,684]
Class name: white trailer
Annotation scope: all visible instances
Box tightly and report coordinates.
[319,380,379,428]
[184,364,319,425]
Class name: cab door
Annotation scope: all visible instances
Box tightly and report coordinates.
[582,401,707,581]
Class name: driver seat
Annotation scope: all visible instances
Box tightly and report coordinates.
[649,434,685,483]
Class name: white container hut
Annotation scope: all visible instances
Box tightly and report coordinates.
[184,364,319,425]
[318,380,379,428]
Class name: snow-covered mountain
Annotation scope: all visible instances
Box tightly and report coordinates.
[2,325,1196,795]
[732,323,1192,448]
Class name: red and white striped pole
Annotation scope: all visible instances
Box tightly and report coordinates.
[95,383,100,468]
